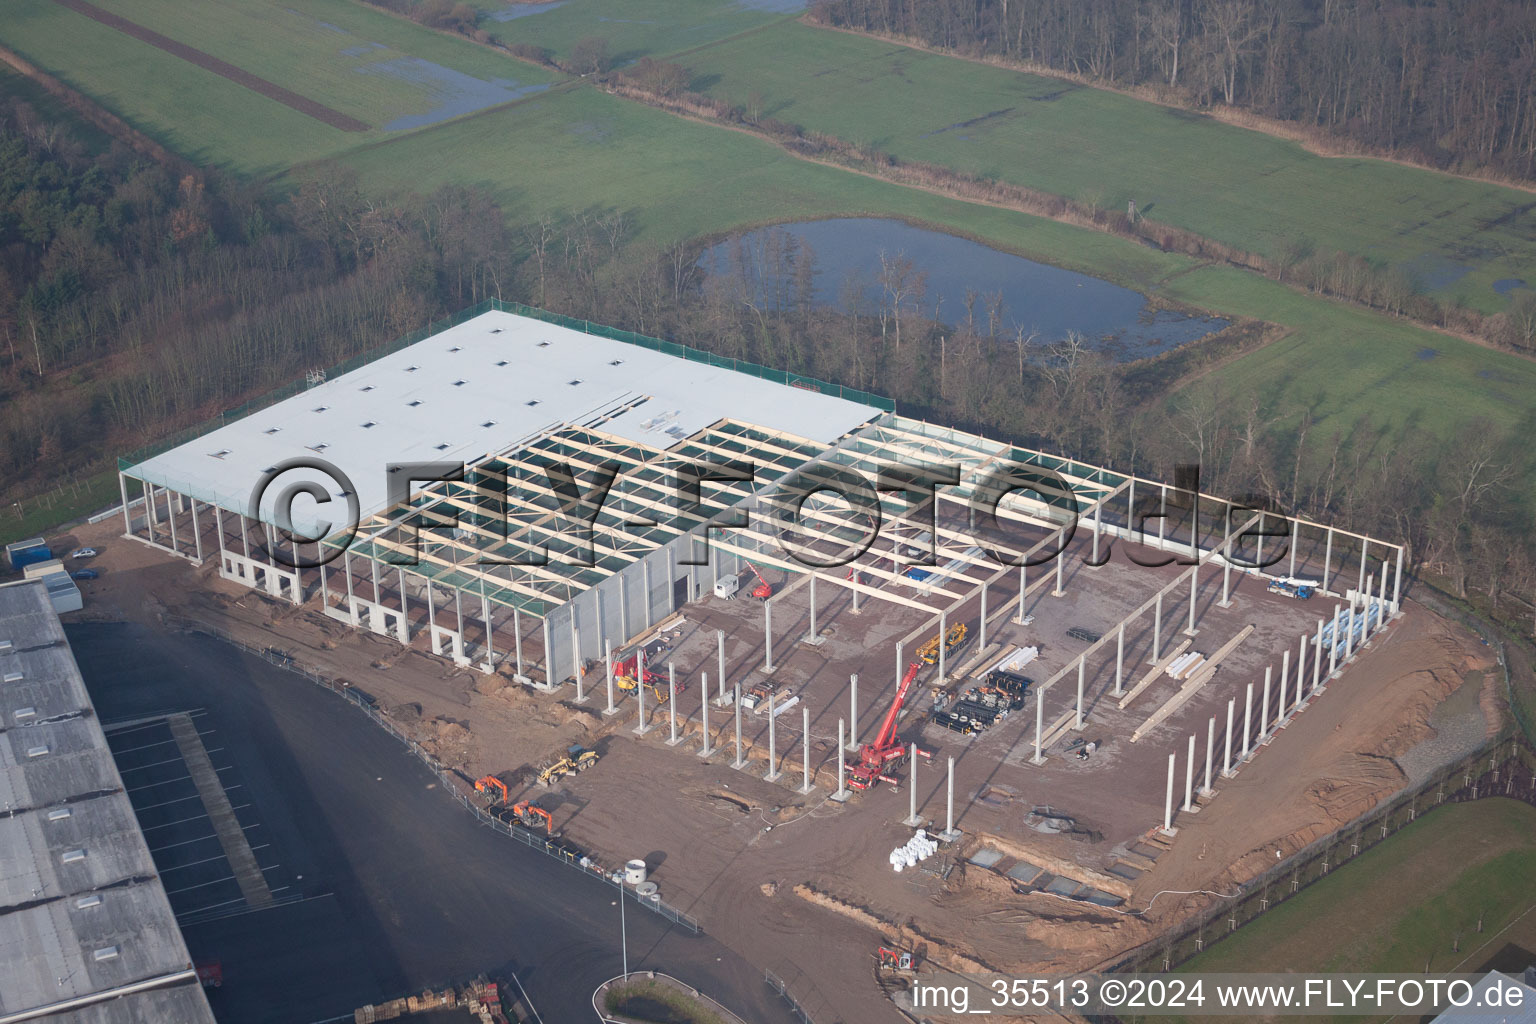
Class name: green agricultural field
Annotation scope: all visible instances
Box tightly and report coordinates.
[683,21,1536,313]
[0,0,556,175]
[464,0,795,65]
[337,86,1536,465]
[1180,799,1536,982]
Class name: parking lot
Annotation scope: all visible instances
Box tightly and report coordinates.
[105,711,295,926]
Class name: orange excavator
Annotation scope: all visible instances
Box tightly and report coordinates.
[474,775,509,805]
[848,661,932,790]
[511,800,554,833]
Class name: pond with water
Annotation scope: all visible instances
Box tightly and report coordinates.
[697,218,1227,362]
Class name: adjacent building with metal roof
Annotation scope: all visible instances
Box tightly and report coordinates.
[0,581,214,1023]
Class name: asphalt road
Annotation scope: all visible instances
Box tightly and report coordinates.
[69,621,801,1024]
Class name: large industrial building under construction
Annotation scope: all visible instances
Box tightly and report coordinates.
[117,304,1408,839]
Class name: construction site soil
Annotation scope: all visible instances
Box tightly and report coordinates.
[55,517,1497,1022]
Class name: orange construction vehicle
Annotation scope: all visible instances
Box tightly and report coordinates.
[848,661,932,790]
[474,775,509,806]
[743,560,773,600]
[511,801,554,832]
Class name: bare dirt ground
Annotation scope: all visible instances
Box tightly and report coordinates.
[52,516,1496,1022]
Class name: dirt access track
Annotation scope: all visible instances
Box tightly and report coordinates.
[56,516,1497,1024]
[52,0,369,131]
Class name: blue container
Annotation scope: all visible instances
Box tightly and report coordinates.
[6,539,52,571]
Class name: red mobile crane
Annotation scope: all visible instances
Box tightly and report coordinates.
[848,661,932,790]
[742,560,774,600]
[613,655,686,703]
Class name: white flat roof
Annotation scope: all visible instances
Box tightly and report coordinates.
[127,309,882,537]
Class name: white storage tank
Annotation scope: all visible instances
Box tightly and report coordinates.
[623,859,648,885]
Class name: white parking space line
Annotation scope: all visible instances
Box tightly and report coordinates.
[147,833,221,855]
[164,875,238,896]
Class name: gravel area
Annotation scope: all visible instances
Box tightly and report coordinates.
[1397,670,1489,784]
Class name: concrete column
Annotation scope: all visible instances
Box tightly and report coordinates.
[118,473,131,537]
[1313,619,1324,692]
[1289,517,1299,578]
[1344,605,1355,661]
[807,573,818,640]
[191,500,203,561]
[1254,511,1263,571]
[626,568,638,639]
[1158,484,1168,549]
[604,640,617,716]
[319,545,328,606]
[455,588,464,637]
[239,511,250,559]
[1279,649,1291,721]
[145,481,156,544]
[1325,614,1337,676]
[667,665,679,745]
[425,580,437,631]
[733,684,745,769]
[903,743,923,827]
[1380,560,1391,627]
[848,674,860,750]
[399,570,410,628]
[540,618,555,685]
[1091,499,1102,565]
[1015,563,1027,624]
[481,588,494,672]
[1219,515,1233,607]
[979,582,988,652]
[765,691,781,782]
[800,706,813,794]
[1260,667,1272,738]
[835,719,848,799]
[941,756,960,841]
[1163,753,1176,832]
[1113,623,1125,697]
[1032,692,1045,764]
[1183,734,1196,812]
[633,666,649,736]
[1393,545,1404,611]
[1223,698,1235,776]
[1185,564,1199,635]
[1053,528,1066,596]
[1322,527,1334,593]
[1074,657,1086,729]
[167,489,179,554]
[343,547,354,612]
[717,630,726,704]
[1243,683,1254,759]
[572,623,584,703]
[894,642,904,700]
[937,610,948,684]
[1357,538,1369,604]
[763,600,774,673]
[1150,593,1163,663]
[513,608,525,679]
[1298,635,1308,705]
[699,673,712,758]
[1203,717,1215,796]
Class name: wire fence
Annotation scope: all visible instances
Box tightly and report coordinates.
[764,971,819,1024]
[1104,733,1534,978]
[176,623,701,935]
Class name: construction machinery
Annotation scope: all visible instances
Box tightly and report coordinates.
[511,800,554,833]
[741,681,791,712]
[876,947,915,971]
[1267,576,1319,599]
[742,560,774,600]
[916,622,968,665]
[613,655,683,703]
[536,745,599,787]
[474,775,509,806]
[848,661,932,790]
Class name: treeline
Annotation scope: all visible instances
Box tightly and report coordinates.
[606,64,1534,357]
[810,0,1536,180]
[0,96,512,496]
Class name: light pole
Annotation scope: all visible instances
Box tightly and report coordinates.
[613,894,628,979]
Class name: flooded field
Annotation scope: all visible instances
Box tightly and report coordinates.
[700,218,1228,361]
